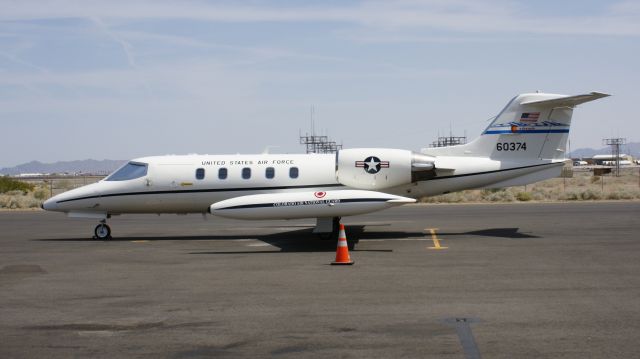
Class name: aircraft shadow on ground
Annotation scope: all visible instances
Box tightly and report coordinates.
[190,226,423,254]
[437,227,540,239]
[34,226,539,253]
[34,226,413,253]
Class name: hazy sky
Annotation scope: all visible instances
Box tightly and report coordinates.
[1,0,638,167]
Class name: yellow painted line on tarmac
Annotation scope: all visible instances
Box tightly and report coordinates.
[131,240,149,243]
[426,228,447,250]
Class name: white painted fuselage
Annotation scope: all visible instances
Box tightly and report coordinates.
[43,153,562,216]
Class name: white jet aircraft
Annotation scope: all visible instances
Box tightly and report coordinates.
[43,91,609,239]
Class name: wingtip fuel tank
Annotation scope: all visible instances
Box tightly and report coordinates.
[209,190,416,220]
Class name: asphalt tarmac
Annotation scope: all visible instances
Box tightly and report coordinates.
[1,202,639,358]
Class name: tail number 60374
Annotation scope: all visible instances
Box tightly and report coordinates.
[496,142,527,151]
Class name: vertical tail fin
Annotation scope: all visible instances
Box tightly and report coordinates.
[425,92,609,160]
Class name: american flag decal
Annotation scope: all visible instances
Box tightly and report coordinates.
[520,112,540,122]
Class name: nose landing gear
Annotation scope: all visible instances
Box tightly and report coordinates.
[94,219,112,240]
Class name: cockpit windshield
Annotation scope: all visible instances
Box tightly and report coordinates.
[105,162,148,181]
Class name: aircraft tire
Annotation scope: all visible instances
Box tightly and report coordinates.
[94,224,111,240]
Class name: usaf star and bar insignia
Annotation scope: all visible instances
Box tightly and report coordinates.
[355,156,390,174]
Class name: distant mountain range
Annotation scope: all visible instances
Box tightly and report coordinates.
[0,159,126,176]
[569,141,639,159]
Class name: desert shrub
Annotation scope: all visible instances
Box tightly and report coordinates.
[516,192,532,201]
[581,189,602,200]
[0,195,9,208]
[0,194,41,209]
[549,187,563,198]
[485,189,515,202]
[7,197,18,209]
[33,187,49,200]
[24,196,41,208]
[573,176,589,187]
[422,189,488,203]
[422,192,464,203]
[4,190,26,196]
[55,179,74,191]
[540,179,559,188]
[481,188,502,195]
[443,192,465,203]
[606,189,638,200]
[0,195,19,209]
[532,191,546,201]
[606,191,622,200]
[560,191,579,201]
[461,190,483,202]
[0,177,34,194]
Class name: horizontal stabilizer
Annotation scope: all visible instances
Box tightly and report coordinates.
[521,92,610,108]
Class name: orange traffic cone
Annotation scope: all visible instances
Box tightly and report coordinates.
[331,224,354,265]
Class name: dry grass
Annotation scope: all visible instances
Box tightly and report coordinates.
[0,190,43,209]
[0,177,101,210]
[422,168,640,203]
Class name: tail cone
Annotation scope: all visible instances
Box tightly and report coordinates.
[331,224,354,265]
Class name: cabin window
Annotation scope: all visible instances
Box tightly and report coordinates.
[105,162,148,181]
[195,168,205,180]
[289,167,299,179]
[265,167,275,179]
[218,168,228,180]
[242,167,251,179]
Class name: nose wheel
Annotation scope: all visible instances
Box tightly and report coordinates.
[94,221,112,240]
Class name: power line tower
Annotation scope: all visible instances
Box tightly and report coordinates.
[602,137,626,177]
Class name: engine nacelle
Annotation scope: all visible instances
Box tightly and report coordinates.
[336,148,435,190]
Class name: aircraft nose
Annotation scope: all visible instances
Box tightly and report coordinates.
[42,197,57,211]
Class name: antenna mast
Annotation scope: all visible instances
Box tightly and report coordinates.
[299,105,343,154]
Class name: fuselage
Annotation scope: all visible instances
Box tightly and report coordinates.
[42,152,562,216]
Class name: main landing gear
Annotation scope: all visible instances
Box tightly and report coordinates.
[94,219,112,240]
[314,217,341,240]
